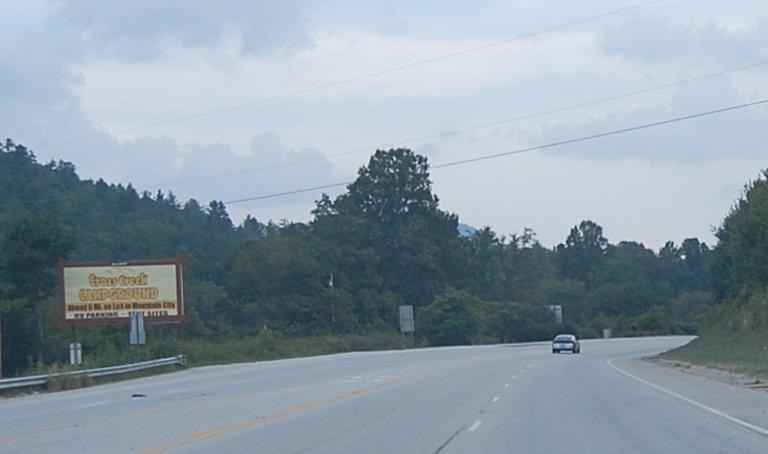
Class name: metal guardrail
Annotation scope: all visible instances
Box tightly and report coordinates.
[0,354,187,392]
[0,374,48,390]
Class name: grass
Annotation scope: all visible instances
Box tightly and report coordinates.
[662,330,768,379]
[1,331,410,396]
[176,331,412,367]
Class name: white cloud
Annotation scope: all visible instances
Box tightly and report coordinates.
[530,76,768,162]
[51,0,315,60]
[599,14,768,64]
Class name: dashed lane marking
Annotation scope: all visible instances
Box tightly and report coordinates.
[468,420,483,432]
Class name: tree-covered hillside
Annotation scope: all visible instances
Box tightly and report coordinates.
[0,140,714,376]
[663,170,768,377]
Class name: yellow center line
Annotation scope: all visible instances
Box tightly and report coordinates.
[0,376,323,444]
[0,406,166,444]
[140,370,444,454]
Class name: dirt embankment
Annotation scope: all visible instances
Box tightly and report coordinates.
[647,356,768,394]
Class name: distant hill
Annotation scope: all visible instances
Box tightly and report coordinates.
[457,223,477,237]
[0,140,243,284]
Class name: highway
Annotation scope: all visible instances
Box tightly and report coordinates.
[1,336,767,453]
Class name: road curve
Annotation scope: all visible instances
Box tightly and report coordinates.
[1,336,766,453]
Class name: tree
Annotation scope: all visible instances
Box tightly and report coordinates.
[679,238,711,291]
[334,148,438,222]
[228,233,327,334]
[462,227,505,300]
[556,220,608,289]
[712,170,768,296]
[317,148,462,308]
[207,200,233,232]
[1,217,75,373]
[420,289,480,346]
[238,215,266,239]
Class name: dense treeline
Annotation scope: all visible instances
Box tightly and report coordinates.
[0,140,714,376]
[662,170,768,374]
[706,171,768,331]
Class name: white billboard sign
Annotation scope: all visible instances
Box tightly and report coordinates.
[60,259,184,325]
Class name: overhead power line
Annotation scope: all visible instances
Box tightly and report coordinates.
[157,59,768,187]
[41,0,663,149]
[225,182,349,205]
[222,98,768,205]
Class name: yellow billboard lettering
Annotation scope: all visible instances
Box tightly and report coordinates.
[118,273,150,287]
[89,274,117,288]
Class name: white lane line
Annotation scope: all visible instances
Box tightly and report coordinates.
[468,420,483,432]
[504,383,510,388]
[492,396,500,403]
[607,360,768,437]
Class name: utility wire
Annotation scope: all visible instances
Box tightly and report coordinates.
[160,58,768,186]
[222,98,768,205]
[40,0,663,149]
[224,182,350,205]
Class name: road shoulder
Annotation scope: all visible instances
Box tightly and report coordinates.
[609,356,768,434]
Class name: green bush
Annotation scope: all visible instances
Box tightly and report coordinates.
[420,289,480,346]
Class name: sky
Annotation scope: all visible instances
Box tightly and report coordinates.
[2,0,767,249]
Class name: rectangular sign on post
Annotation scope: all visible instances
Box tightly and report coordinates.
[59,258,184,325]
[547,305,563,323]
[69,342,82,365]
[399,305,414,333]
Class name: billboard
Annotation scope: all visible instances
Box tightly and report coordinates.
[59,258,184,325]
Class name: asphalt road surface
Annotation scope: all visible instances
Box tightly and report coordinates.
[1,336,767,453]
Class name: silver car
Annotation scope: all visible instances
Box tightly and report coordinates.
[552,334,580,354]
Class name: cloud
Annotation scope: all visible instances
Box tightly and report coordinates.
[432,146,764,249]
[528,76,768,162]
[0,2,93,147]
[51,0,315,60]
[97,132,343,223]
[599,15,768,64]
